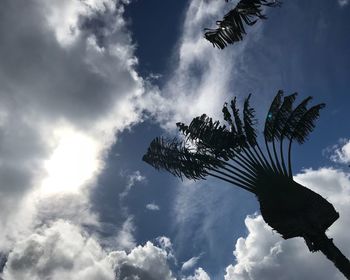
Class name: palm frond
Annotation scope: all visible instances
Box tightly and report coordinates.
[204,0,281,49]
[290,104,326,144]
[264,90,283,141]
[222,102,236,133]
[281,96,313,140]
[230,97,244,136]
[243,94,258,146]
[273,93,298,139]
[142,137,223,180]
[176,114,240,160]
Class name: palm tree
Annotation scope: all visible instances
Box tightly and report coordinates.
[204,0,281,49]
[143,91,350,279]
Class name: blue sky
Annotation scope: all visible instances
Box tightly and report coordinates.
[0,0,350,279]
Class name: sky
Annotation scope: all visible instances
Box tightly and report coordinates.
[0,0,350,279]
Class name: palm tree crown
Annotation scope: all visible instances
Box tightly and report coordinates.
[143,91,350,279]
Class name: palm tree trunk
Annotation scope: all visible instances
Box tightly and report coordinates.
[310,233,350,279]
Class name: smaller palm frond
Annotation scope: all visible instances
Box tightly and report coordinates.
[230,97,244,137]
[177,114,241,160]
[142,137,223,180]
[264,90,283,141]
[263,91,325,176]
[281,96,313,140]
[243,94,258,146]
[290,103,326,144]
[273,93,298,139]
[222,102,235,132]
[263,91,325,145]
[204,0,281,49]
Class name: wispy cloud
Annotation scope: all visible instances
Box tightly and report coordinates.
[146,202,160,211]
[323,138,350,164]
[141,0,247,130]
[182,268,211,280]
[182,254,203,271]
[119,170,146,199]
[338,0,349,7]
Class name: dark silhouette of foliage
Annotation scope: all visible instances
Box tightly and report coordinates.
[143,91,350,279]
[204,0,282,49]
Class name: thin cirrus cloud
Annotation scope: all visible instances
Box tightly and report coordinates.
[142,0,246,130]
[338,0,349,7]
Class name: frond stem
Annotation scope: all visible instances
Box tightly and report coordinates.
[211,168,256,189]
[288,138,293,178]
[279,137,288,176]
[206,171,256,193]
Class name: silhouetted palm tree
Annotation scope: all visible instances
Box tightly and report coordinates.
[143,91,350,279]
[204,0,281,49]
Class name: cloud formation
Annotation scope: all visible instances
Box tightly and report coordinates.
[225,167,350,280]
[183,268,211,280]
[182,255,203,271]
[143,0,247,130]
[3,220,179,280]
[325,138,350,164]
[0,1,217,277]
[3,220,116,280]
[146,203,161,211]
[0,0,158,277]
[338,0,349,7]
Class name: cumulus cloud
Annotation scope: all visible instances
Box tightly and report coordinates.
[155,236,177,264]
[225,167,350,280]
[182,268,211,280]
[113,241,176,280]
[324,138,350,164]
[2,220,116,280]
[0,0,153,274]
[2,220,177,280]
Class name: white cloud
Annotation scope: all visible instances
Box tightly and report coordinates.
[0,0,148,270]
[156,236,177,264]
[146,202,160,211]
[2,220,116,280]
[182,268,211,280]
[225,167,350,280]
[119,170,146,199]
[325,138,350,164]
[114,217,136,251]
[338,0,349,7]
[182,255,202,271]
[112,241,176,280]
[142,0,247,130]
[2,220,177,280]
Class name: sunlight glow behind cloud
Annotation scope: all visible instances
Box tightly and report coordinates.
[41,127,100,194]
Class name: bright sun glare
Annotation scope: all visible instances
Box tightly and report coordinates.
[41,127,100,194]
